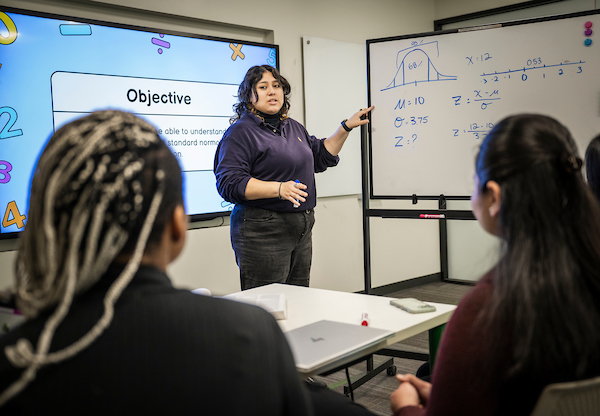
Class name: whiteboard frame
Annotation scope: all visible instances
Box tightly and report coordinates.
[433,0,568,31]
[366,8,600,200]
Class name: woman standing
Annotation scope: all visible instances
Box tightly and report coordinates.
[390,114,600,416]
[214,64,372,290]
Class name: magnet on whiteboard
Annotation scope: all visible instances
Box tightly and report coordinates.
[584,38,593,46]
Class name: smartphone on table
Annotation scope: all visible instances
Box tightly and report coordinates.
[390,298,436,314]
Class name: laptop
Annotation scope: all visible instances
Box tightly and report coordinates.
[284,320,395,372]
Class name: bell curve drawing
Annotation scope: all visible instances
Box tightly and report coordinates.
[381,41,457,91]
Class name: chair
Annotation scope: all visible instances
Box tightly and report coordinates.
[530,375,600,416]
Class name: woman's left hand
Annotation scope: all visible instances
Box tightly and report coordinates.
[390,374,427,412]
[345,106,375,130]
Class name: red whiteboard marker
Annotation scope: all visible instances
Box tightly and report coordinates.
[419,214,446,219]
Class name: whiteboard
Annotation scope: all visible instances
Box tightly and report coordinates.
[303,36,366,197]
[367,10,600,197]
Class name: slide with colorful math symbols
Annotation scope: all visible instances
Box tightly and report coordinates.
[0,9,278,236]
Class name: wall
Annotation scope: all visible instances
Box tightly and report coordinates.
[0,0,439,296]
[434,0,525,20]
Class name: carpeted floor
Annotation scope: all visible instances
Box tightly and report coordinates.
[313,281,474,416]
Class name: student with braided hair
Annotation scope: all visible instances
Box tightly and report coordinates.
[0,110,313,415]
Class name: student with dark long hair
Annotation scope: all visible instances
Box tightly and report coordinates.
[585,134,600,202]
[390,114,600,416]
[214,65,373,290]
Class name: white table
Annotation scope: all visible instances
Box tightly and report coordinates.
[235,283,456,378]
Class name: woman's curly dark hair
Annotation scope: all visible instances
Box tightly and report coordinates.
[230,65,291,124]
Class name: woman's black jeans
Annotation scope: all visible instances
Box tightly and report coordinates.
[230,205,315,290]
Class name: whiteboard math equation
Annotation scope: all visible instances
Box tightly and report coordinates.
[465,53,493,65]
[382,40,457,91]
[394,133,419,149]
[394,115,429,128]
[393,115,428,150]
[452,89,502,110]
[452,122,495,141]
[394,96,425,110]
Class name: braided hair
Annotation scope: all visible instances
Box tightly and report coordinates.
[0,110,183,406]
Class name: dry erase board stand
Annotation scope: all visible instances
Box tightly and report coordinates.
[360,142,475,293]
[362,9,600,292]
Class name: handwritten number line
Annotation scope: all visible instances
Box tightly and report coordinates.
[481,60,585,76]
